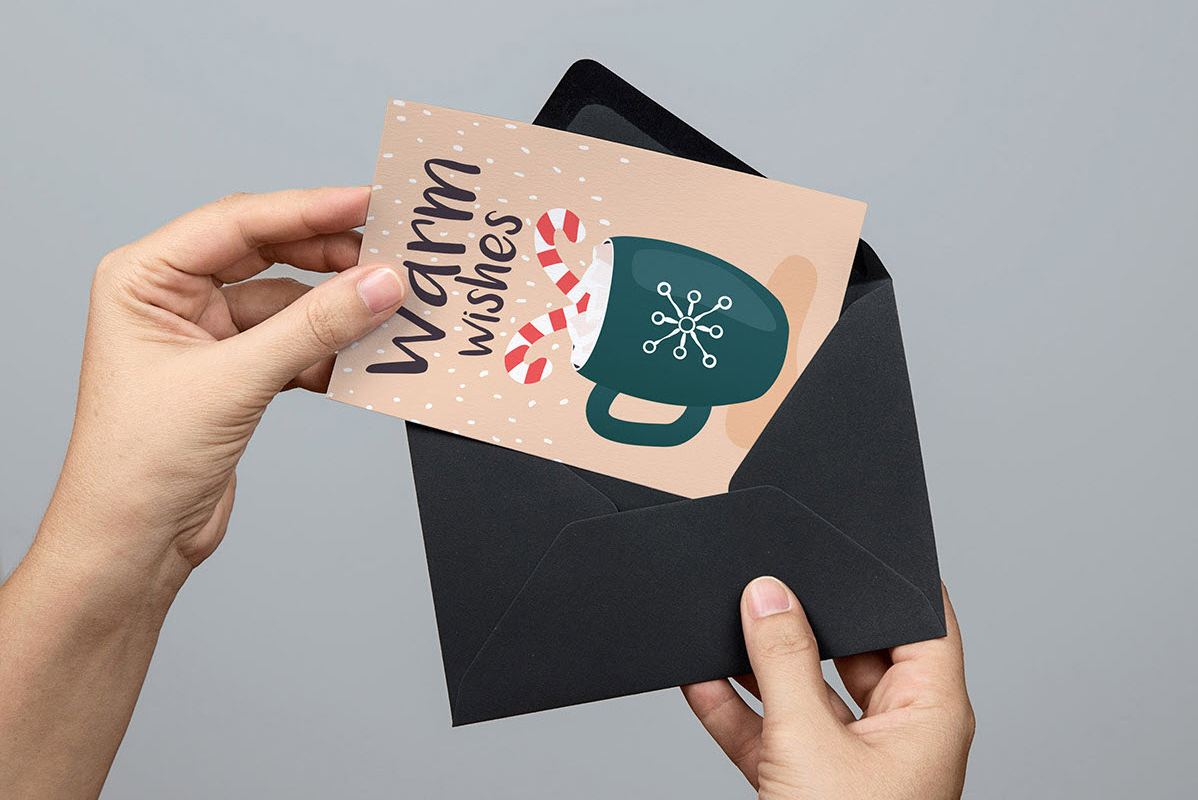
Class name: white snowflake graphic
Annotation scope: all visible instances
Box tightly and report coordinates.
[642,281,732,368]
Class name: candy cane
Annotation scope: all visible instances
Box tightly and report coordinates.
[534,208,589,305]
[504,303,590,384]
[506,209,593,384]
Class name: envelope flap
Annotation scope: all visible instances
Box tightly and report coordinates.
[565,465,683,510]
[537,59,758,174]
[731,241,943,620]
[451,485,944,725]
[407,425,617,704]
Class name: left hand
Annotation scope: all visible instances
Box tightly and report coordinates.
[1,187,406,799]
[40,186,405,586]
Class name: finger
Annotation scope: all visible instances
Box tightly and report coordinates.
[283,357,336,394]
[216,230,365,284]
[943,584,964,647]
[735,670,851,724]
[681,680,762,787]
[223,276,338,393]
[740,576,841,732]
[824,682,857,725]
[129,187,370,278]
[734,670,855,723]
[222,277,312,332]
[890,585,974,737]
[224,263,404,390]
[890,584,966,686]
[833,650,891,713]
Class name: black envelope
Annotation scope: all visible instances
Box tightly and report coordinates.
[406,60,945,725]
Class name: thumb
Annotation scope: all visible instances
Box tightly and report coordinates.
[741,576,839,731]
[228,264,405,388]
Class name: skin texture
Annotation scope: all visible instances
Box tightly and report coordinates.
[0,187,406,799]
[682,577,975,799]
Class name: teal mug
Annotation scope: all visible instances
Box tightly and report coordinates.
[576,236,789,446]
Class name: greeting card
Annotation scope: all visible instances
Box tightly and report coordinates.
[330,101,866,497]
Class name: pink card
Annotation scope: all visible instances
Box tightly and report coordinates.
[330,101,866,497]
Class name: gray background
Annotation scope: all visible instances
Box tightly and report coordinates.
[1,1,1194,797]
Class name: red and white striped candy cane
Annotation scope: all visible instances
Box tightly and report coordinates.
[504,303,590,384]
[534,208,589,305]
[505,209,593,384]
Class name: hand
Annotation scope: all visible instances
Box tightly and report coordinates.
[683,578,974,799]
[0,187,405,798]
[40,186,405,585]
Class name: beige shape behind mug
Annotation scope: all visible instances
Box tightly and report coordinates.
[725,255,819,449]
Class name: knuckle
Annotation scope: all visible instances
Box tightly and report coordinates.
[758,628,816,660]
[325,234,359,268]
[92,246,140,299]
[276,276,308,292]
[215,191,251,207]
[304,296,345,352]
[725,733,759,771]
[94,246,130,280]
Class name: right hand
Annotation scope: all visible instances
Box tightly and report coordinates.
[682,577,974,799]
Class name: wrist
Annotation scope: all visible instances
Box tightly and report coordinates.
[0,506,190,800]
[30,507,192,627]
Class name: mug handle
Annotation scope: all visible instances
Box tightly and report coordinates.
[585,384,711,447]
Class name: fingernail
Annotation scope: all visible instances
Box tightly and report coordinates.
[747,576,792,619]
[357,267,404,313]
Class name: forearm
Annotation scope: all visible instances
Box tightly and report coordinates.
[0,524,185,799]
[0,186,395,797]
